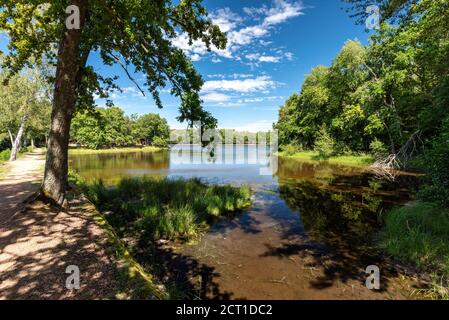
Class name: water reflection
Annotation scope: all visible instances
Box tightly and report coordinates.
[69,146,419,298]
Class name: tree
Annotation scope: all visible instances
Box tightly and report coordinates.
[0,0,225,205]
[0,67,51,160]
[177,91,218,145]
[134,114,170,147]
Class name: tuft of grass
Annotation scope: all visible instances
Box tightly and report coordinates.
[68,146,162,155]
[381,202,449,299]
[73,174,252,241]
[278,150,374,167]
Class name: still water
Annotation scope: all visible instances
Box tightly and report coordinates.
[70,145,421,299]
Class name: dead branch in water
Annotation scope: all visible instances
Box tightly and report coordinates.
[369,131,424,181]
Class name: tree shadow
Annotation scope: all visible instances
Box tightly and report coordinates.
[0,180,42,226]
[134,242,237,300]
[0,197,120,299]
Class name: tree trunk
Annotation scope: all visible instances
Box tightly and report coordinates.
[31,138,35,151]
[40,0,88,206]
[9,115,28,161]
[7,129,15,147]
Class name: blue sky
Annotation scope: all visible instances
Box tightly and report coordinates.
[1,0,372,131]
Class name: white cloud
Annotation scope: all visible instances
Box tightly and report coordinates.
[263,0,304,26]
[202,76,275,93]
[228,25,269,46]
[210,8,242,33]
[285,52,294,60]
[238,95,283,103]
[172,0,304,62]
[201,92,231,103]
[246,53,281,63]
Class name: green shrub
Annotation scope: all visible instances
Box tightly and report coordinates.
[281,143,301,156]
[314,126,335,158]
[370,138,388,159]
[415,129,449,208]
[0,149,11,161]
[152,136,168,148]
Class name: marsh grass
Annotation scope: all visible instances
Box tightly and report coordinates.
[278,150,374,167]
[77,175,252,241]
[381,202,449,299]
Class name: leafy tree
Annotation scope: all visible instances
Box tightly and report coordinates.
[177,91,217,146]
[70,109,105,149]
[71,107,169,149]
[0,0,225,205]
[0,67,51,160]
[134,113,170,147]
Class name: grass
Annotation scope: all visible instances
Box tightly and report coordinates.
[71,173,252,241]
[68,146,162,155]
[381,202,449,299]
[278,150,375,167]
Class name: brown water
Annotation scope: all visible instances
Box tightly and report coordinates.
[70,145,422,299]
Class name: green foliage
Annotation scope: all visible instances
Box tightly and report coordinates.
[0,66,51,155]
[314,126,335,158]
[81,177,252,241]
[416,128,449,208]
[276,0,449,161]
[71,107,170,149]
[133,114,170,147]
[0,149,11,161]
[382,203,449,288]
[280,143,302,156]
[0,0,226,111]
[370,138,388,159]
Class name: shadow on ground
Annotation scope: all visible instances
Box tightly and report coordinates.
[0,198,119,299]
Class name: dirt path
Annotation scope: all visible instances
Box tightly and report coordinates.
[0,151,45,226]
[0,151,121,299]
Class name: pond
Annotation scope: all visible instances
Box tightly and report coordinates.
[70,145,421,299]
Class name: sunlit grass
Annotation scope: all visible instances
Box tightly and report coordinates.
[381,202,449,299]
[72,173,252,241]
[68,146,162,155]
[278,150,374,167]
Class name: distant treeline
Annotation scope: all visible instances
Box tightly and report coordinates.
[70,106,170,149]
[170,129,274,145]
